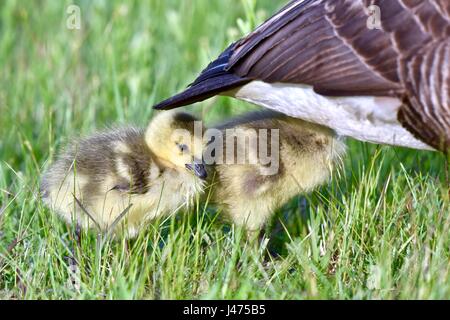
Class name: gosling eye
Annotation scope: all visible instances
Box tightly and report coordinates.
[177,143,189,153]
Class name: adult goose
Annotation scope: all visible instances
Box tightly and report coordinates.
[154,0,450,153]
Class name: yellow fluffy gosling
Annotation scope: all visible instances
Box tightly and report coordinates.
[41,111,206,238]
[207,110,346,237]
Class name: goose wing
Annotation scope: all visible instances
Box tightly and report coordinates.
[229,0,402,96]
[228,0,450,150]
[154,0,450,151]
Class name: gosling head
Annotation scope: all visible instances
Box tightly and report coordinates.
[145,110,207,180]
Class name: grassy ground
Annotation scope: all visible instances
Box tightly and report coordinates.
[0,0,449,300]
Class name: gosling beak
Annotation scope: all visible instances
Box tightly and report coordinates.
[185,162,207,180]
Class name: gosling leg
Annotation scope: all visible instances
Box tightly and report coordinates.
[228,202,274,242]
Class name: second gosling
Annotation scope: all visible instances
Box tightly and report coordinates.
[41,111,207,238]
[206,111,346,236]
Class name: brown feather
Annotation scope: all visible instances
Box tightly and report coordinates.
[227,0,450,151]
[154,0,450,151]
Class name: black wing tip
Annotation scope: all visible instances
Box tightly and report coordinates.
[153,42,251,110]
[153,74,250,110]
[153,92,193,110]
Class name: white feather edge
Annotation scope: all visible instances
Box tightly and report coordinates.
[232,81,435,151]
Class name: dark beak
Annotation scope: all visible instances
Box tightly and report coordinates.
[185,162,207,180]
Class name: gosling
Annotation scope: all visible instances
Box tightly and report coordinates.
[41,111,207,238]
[206,110,346,237]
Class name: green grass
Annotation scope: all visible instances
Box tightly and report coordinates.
[0,0,449,300]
